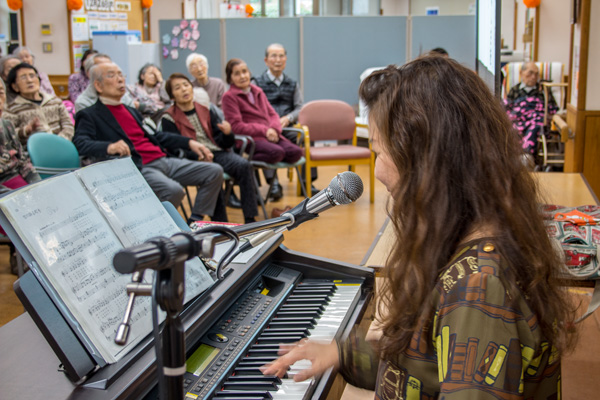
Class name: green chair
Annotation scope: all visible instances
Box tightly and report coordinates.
[26,132,80,179]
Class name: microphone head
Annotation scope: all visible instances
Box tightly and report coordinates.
[329,171,364,205]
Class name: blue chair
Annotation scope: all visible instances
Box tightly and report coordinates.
[162,201,191,231]
[26,132,80,179]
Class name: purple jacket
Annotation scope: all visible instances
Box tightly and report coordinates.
[222,84,282,141]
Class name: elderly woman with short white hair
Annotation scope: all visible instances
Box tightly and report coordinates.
[186,53,226,109]
[12,46,55,97]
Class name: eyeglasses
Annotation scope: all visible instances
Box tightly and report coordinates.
[105,71,126,80]
[268,54,286,60]
[188,62,206,70]
[17,73,39,82]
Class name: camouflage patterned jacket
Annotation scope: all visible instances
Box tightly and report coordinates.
[338,239,560,399]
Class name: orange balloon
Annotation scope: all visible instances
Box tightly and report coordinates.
[7,0,23,11]
[141,0,153,9]
[66,0,83,11]
[523,0,541,8]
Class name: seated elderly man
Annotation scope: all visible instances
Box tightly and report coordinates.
[186,53,226,110]
[505,61,558,154]
[73,62,227,223]
[74,54,155,117]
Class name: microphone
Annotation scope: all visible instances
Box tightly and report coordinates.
[237,171,364,253]
[286,171,364,230]
[303,170,364,215]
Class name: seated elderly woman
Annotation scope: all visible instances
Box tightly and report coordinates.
[12,46,55,97]
[505,61,558,155]
[129,63,172,121]
[68,49,97,102]
[0,56,21,103]
[187,53,226,109]
[161,73,258,223]
[221,58,302,168]
[0,79,40,271]
[0,79,40,189]
[4,63,74,145]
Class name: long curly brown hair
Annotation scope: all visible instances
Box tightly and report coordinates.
[359,56,575,359]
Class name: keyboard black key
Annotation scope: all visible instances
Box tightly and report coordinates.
[223,381,279,391]
[279,303,325,310]
[214,391,272,399]
[256,335,303,344]
[268,321,314,328]
[274,311,321,318]
[228,375,282,384]
[261,328,308,335]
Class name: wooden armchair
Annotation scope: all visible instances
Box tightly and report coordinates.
[298,100,374,203]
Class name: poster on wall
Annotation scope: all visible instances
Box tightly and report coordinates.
[85,0,115,12]
[73,43,91,71]
[72,14,90,42]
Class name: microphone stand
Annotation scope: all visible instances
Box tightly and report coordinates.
[155,238,185,400]
[113,172,362,399]
[113,214,303,400]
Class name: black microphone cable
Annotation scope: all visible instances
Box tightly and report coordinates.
[192,225,240,281]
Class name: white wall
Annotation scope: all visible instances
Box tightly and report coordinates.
[537,0,571,73]
[586,0,600,109]
[22,0,71,75]
[500,0,514,50]
[381,0,408,15]
[150,0,183,43]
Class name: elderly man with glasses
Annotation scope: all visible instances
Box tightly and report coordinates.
[73,62,227,223]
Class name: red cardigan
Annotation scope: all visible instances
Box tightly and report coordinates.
[165,102,215,142]
[222,84,282,141]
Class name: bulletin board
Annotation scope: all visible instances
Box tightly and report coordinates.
[68,0,144,73]
[159,19,222,81]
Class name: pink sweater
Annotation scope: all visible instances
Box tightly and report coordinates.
[222,84,282,141]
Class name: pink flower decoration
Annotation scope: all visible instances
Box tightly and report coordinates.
[191,30,200,41]
[188,41,197,51]
[170,49,179,60]
[180,20,189,29]
[182,29,191,40]
[190,20,198,30]
[172,26,181,36]
[180,38,188,49]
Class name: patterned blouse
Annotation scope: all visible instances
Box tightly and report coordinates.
[0,118,35,183]
[38,71,56,97]
[338,239,560,399]
[68,71,89,102]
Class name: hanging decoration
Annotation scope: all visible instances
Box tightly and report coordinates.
[523,0,541,8]
[66,0,83,11]
[141,0,153,9]
[245,4,254,18]
[7,0,23,11]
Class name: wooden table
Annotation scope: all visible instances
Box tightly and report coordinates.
[362,173,598,270]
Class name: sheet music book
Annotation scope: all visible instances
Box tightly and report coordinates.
[0,158,215,364]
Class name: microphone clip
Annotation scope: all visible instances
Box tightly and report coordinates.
[282,198,319,230]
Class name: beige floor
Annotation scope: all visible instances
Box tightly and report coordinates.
[0,165,598,399]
